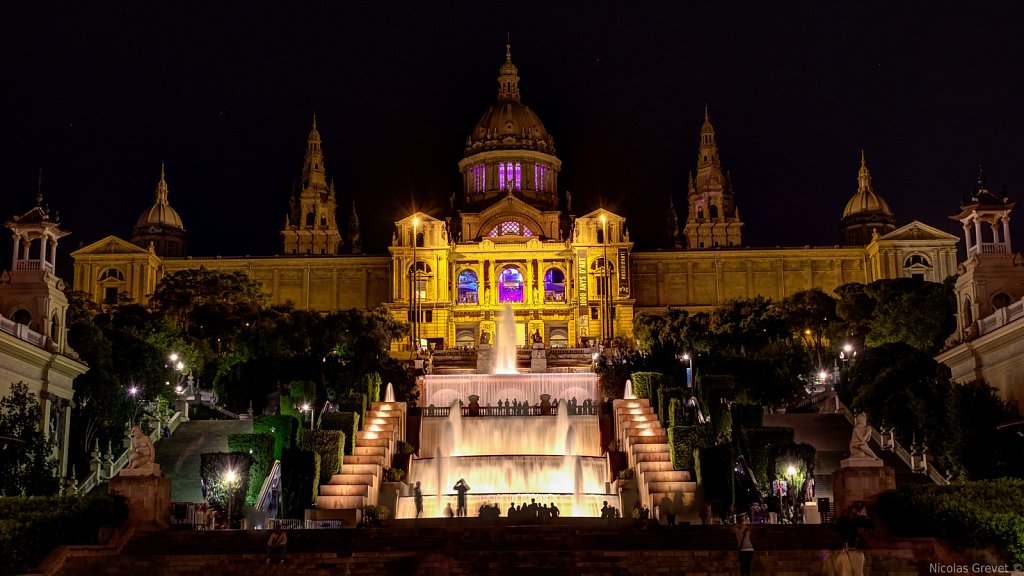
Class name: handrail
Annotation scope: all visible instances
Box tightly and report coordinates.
[75,410,184,495]
[256,460,281,513]
[834,399,946,485]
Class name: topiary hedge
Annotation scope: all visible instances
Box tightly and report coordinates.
[876,479,1024,564]
[657,386,685,427]
[667,425,705,471]
[253,414,298,460]
[0,493,129,575]
[227,433,275,505]
[335,390,368,426]
[319,411,360,455]
[300,429,345,487]
[696,443,735,520]
[281,448,319,518]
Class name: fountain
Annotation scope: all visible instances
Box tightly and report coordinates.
[384,382,395,403]
[398,305,618,518]
[623,379,635,400]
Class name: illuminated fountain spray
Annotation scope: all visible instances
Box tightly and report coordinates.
[623,379,635,400]
[384,382,395,403]
[492,303,518,374]
[402,304,618,518]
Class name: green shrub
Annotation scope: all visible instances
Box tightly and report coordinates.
[319,411,360,455]
[0,493,128,575]
[696,443,734,520]
[199,452,251,515]
[283,380,317,421]
[713,402,733,438]
[731,403,764,429]
[300,429,345,487]
[365,372,382,404]
[227,433,275,505]
[253,415,298,460]
[657,386,685,427]
[876,479,1024,564]
[741,427,795,488]
[335,391,368,425]
[667,425,705,471]
[281,448,319,518]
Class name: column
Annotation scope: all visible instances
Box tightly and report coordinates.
[10,233,19,266]
[973,214,983,251]
[1003,216,1012,253]
[50,239,58,266]
[963,225,973,254]
[39,236,48,266]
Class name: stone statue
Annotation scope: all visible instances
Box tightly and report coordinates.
[849,413,879,460]
[531,329,543,344]
[128,424,156,470]
[480,330,491,345]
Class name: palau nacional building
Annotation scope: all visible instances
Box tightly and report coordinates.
[63,47,1024,405]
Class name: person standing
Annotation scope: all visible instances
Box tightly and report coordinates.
[453,478,470,517]
[413,481,424,518]
[265,527,287,564]
[733,515,754,576]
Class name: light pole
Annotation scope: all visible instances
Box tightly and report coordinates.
[786,465,797,523]
[681,353,693,388]
[600,213,610,343]
[224,469,238,529]
[411,216,420,355]
[302,403,314,431]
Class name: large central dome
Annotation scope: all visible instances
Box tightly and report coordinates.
[464,45,555,156]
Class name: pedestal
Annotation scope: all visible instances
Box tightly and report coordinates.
[109,472,172,531]
[831,465,896,514]
[530,343,547,373]
[477,344,493,374]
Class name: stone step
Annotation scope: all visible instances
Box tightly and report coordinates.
[340,463,381,476]
[319,483,370,497]
[327,473,376,485]
[354,446,387,457]
[344,454,387,466]
[641,469,692,483]
[626,434,667,444]
[356,430,396,441]
[316,494,368,509]
[646,480,698,493]
[356,437,393,449]
[637,460,679,473]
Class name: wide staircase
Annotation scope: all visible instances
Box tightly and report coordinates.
[314,401,406,516]
[612,398,698,520]
[51,523,934,576]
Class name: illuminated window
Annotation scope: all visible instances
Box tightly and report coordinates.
[903,254,931,267]
[457,270,479,304]
[471,164,485,193]
[408,262,431,299]
[544,268,566,302]
[488,221,534,237]
[534,164,549,192]
[590,258,614,297]
[499,162,521,191]
[498,268,525,303]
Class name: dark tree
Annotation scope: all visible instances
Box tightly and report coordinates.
[0,382,59,496]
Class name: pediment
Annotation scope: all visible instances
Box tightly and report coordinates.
[70,235,150,257]
[476,193,549,221]
[876,221,959,243]
[394,212,443,227]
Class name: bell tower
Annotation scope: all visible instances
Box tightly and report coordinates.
[683,107,744,249]
[949,167,1024,341]
[282,116,342,255]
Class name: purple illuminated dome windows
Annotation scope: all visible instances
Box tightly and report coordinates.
[471,164,485,194]
[498,268,525,303]
[499,162,521,191]
[534,164,549,193]
[544,268,566,302]
[457,270,479,304]
[488,221,534,238]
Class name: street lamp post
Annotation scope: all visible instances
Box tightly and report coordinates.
[786,464,798,523]
[224,469,238,529]
[600,214,610,343]
[302,403,314,431]
[411,217,420,355]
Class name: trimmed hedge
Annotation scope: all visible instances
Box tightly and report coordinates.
[364,372,382,404]
[281,448,319,518]
[657,386,685,427]
[199,452,252,515]
[319,411,360,455]
[741,427,795,488]
[227,433,275,505]
[667,425,705,471]
[696,443,735,521]
[0,493,128,575]
[335,391,368,426]
[253,414,298,460]
[876,479,1024,564]
[300,429,345,487]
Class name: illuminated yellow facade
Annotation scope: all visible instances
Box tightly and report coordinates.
[71,46,960,351]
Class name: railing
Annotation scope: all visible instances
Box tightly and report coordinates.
[15,259,55,272]
[423,402,599,418]
[0,315,48,348]
[74,411,184,495]
[835,399,946,485]
[255,460,281,513]
[976,296,1024,337]
[976,243,1008,254]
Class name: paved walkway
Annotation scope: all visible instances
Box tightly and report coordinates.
[154,419,253,502]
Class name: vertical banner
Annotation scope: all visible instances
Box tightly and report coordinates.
[577,249,588,305]
[686,366,692,388]
[617,248,629,295]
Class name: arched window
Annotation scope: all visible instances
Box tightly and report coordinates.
[903,254,932,268]
[457,270,479,304]
[488,221,534,238]
[12,309,31,326]
[963,298,973,328]
[993,293,1012,310]
[305,212,315,226]
[498,268,525,303]
[709,205,719,219]
[99,268,125,281]
[408,262,431,300]
[544,268,566,303]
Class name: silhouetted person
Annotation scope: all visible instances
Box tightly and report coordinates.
[413,481,423,518]
[454,479,470,517]
[733,515,754,576]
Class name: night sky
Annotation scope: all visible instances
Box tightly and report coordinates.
[4,3,1024,279]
